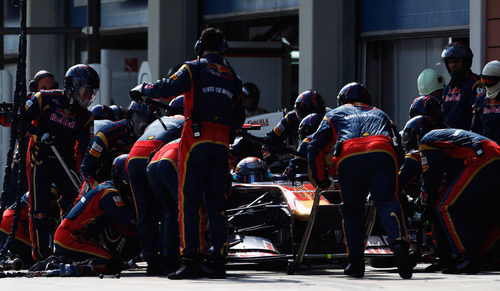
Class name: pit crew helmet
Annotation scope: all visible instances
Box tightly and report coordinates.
[408,95,442,125]
[127,101,153,137]
[294,90,325,119]
[91,104,114,120]
[111,154,132,202]
[298,113,322,140]
[64,64,100,108]
[233,157,272,183]
[417,68,445,96]
[337,82,372,106]
[441,42,473,73]
[402,115,434,151]
[110,105,127,120]
[168,95,184,116]
[480,60,500,99]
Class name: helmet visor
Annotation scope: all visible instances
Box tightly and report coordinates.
[78,85,98,107]
[480,75,500,87]
[240,173,264,183]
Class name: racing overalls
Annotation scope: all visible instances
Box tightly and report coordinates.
[146,139,181,259]
[442,72,481,130]
[24,89,93,261]
[308,102,408,258]
[80,119,136,185]
[419,129,500,258]
[126,116,183,264]
[140,53,245,259]
[54,181,137,274]
[471,89,500,144]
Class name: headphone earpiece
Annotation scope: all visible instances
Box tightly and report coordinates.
[193,37,228,56]
[194,39,203,56]
[28,79,37,92]
[220,40,228,54]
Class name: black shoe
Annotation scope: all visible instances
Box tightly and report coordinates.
[442,258,481,274]
[393,241,413,279]
[167,258,205,280]
[344,257,365,278]
[163,255,180,275]
[425,257,452,272]
[201,260,226,279]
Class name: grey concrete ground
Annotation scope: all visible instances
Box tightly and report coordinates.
[1,264,499,291]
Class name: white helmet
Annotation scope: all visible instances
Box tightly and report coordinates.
[417,68,445,96]
[481,60,500,99]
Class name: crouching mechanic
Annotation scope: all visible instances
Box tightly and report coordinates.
[54,155,139,275]
[308,82,412,279]
[80,101,153,188]
[419,129,500,274]
[0,193,35,266]
[24,64,97,262]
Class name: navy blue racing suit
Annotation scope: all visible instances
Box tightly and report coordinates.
[24,89,93,261]
[419,129,500,258]
[471,89,500,144]
[441,72,481,130]
[308,102,408,258]
[139,53,245,260]
[126,116,184,264]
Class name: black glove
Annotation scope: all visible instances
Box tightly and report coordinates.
[129,84,145,101]
[40,132,55,145]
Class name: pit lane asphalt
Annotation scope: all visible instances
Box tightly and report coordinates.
[1,263,499,290]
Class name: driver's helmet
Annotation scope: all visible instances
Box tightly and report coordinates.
[233,157,272,183]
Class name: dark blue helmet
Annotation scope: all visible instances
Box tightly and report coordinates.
[294,90,325,119]
[298,113,322,140]
[64,64,100,107]
[111,154,129,186]
[109,105,127,120]
[409,95,442,125]
[402,115,434,151]
[337,82,371,106]
[233,157,272,183]
[127,101,153,137]
[441,42,473,72]
[168,95,184,116]
[91,104,114,120]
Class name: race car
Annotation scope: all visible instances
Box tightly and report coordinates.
[226,178,401,269]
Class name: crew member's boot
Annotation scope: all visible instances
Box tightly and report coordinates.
[393,240,413,279]
[344,256,365,278]
[168,255,205,280]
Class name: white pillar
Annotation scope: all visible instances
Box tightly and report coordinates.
[148,0,198,81]
[299,0,340,107]
[470,0,487,73]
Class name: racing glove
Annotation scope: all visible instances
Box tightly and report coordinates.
[40,132,55,145]
[129,84,145,101]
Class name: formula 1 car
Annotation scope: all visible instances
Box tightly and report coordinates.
[226,178,405,270]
